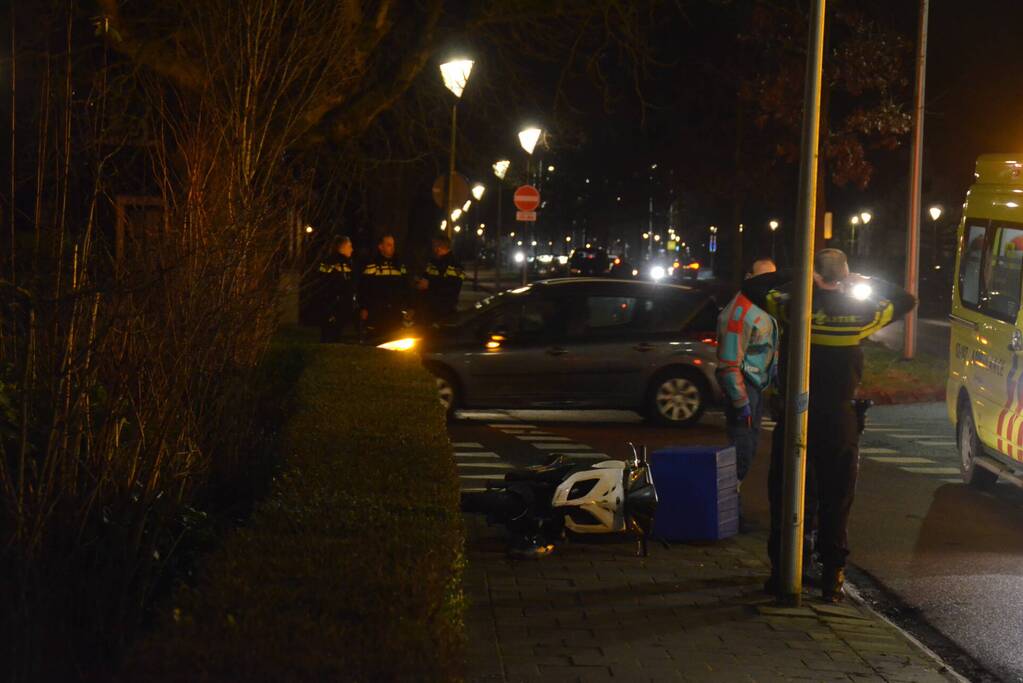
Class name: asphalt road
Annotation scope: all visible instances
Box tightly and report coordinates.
[451,402,1023,682]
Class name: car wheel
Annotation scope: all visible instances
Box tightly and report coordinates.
[958,403,997,489]
[646,369,707,427]
[431,368,460,420]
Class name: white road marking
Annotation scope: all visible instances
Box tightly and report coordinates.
[460,487,488,492]
[487,423,537,428]
[564,453,609,459]
[915,440,956,447]
[457,462,514,469]
[939,478,962,484]
[869,456,935,464]
[864,428,918,433]
[455,452,500,459]
[900,466,962,475]
[533,443,591,450]
[887,434,928,439]
[452,442,484,449]
[516,435,571,441]
[860,448,898,454]
[460,474,507,480]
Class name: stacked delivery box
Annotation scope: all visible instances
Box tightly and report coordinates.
[649,446,739,541]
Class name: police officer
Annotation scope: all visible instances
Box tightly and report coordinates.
[416,235,465,324]
[359,233,409,339]
[743,249,915,602]
[315,236,357,342]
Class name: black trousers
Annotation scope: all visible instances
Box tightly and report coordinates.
[768,405,859,571]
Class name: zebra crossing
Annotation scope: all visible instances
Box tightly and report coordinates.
[760,415,964,485]
[454,420,610,491]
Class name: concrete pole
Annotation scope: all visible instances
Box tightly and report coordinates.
[780,0,827,606]
[904,0,929,360]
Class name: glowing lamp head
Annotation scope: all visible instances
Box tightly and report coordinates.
[929,206,943,221]
[471,183,486,201]
[518,127,542,155]
[439,59,474,98]
[492,160,510,179]
[860,211,872,224]
[513,251,525,263]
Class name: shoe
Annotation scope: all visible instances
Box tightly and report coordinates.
[822,566,846,603]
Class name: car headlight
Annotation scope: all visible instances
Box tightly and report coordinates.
[513,252,525,263]
[650,265,666,280]
[377,337,419,351]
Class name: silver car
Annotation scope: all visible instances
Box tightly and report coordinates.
[393,278,724,426]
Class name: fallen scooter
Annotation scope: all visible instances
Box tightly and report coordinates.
[460,443,658,558]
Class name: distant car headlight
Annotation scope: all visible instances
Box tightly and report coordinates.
[514,252,525,263]
[650,265,666,280]
[631,269,639,276]
[378,337,419,351]
[850,283,872,301]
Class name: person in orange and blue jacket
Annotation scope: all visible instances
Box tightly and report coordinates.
[716,257,780,483]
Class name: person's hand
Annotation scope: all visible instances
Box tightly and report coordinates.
[359,309,368,321]
[415,278,429,291]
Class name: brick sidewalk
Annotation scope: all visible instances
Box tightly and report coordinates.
[465,516,959,682]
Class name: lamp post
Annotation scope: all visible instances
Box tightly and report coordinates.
[440,59,474,240]
[518,126,542,285]
[471,183,486,290]
[929,205,942,269]
[769,220,780,260]
[493,160,510,289]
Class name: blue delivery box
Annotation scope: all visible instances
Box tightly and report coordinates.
[649,446,739,541]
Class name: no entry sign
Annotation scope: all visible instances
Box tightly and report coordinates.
[513,185,540,211]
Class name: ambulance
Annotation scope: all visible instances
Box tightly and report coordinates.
[948,154,1023,488]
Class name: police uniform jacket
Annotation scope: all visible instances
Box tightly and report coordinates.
[742,271,916,412]
[359,254,409,317]
[316,252,356,320]
[421,252,465,320]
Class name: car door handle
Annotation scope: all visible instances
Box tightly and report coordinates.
[634,343,655,352]
[949,314,978,330]
[546,346,568,356]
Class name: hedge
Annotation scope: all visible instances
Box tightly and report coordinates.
[121,341,466,682]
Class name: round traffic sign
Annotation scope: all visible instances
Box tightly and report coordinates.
[513,185,540,211]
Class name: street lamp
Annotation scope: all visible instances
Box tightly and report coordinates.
[492,161,510,289]
[929,206,942,221]
[860,211,872,224]
[492,160,510,179]
[768,220,779,259]
[547,165,555,172]
[476,227,484,237]
[472,183,486,201]
[440,58,474,240]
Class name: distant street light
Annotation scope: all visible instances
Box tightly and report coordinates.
[518,127,542,155]
[547,165,555,172]
[453,225,462,233]
[929,205,942,221]
[472,183,486,201]
[768,221,779,259]
[642,232,650,240]
[850,215,860,225]
[769,220,779,231]
[450,208,463,221]
[492,160,510,179]
[565,235,572,242]
[440,58,474,240]
[654,234,662,242]
[304,225,314,234]
[476,227,484,237]
[462,199,472,211]
[860,211,872,224]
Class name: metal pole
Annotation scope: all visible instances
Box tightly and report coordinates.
[780,0,827,606]
[495,184,502,290]
[446,103,457,241]
[904,0,929,360]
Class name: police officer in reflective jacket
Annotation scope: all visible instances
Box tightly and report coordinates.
[742,248,915,603]
[359,233,409,339]
[315,235,357,343]
[416,235,465,324]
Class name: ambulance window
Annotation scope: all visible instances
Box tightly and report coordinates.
[983,224,1023,322]
[959,223,987,309]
